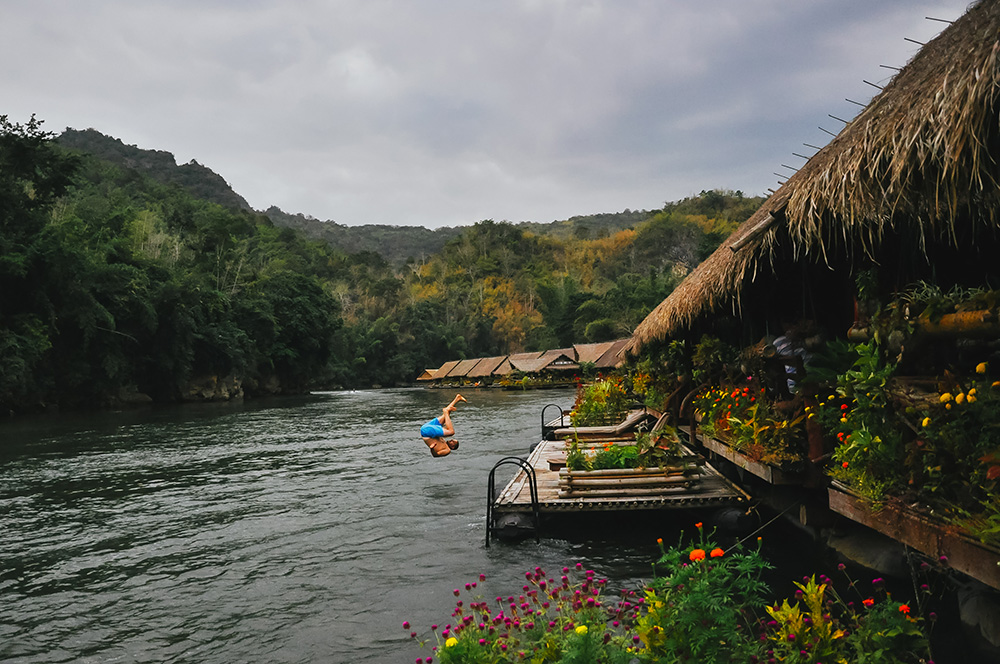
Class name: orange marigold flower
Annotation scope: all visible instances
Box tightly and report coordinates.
[842,461,849,468]
[695,522,703,529]
[689,549,706,562]
[710,548,724,558]
[898,604,910,614]
[862,598,874,608]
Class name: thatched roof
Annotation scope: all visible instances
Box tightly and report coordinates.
[575,341,617,364]
[416,368,438,381]
[467,355,506,378]
[595,339,630,368]
[430,360,461,380]
[492,351,545,374]
[445,358,480,378]
[537,348,579,372]
[629,0,1000,354]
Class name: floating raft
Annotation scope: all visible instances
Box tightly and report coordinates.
[492,439,750,515]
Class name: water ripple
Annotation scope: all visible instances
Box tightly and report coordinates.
[0,388,685,663]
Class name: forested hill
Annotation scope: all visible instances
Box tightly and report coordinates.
[58,128,253,212]
[56,129,667,265]
[1,116,763,414]
[263,206,466,266]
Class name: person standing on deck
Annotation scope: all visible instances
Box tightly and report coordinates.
[420,394,467,457]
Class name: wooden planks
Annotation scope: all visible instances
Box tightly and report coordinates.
[493,439,750,514]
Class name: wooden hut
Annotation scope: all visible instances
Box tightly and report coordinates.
[466,356,507,382]
[415,368,438,381]
[494,351,545,376]
[594,339,629,369]
[623,0,1000,596]
[428,360,460,383]
[628,0,1000,354]
[574,341,617,365]
[536,348,579,373]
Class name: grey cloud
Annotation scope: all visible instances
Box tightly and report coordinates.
[1,0,972,228]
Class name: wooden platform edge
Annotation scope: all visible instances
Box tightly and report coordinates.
[827,483,1000,591]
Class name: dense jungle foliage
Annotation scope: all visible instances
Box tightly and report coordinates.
[0,116,762,413]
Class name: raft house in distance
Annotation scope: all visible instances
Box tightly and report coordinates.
[415,339,630,388]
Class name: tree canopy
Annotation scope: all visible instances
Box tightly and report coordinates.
[0,119,763,413]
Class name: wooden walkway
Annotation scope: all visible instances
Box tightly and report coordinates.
[492,438,751,515]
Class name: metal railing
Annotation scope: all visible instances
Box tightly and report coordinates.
[486,456,540,547]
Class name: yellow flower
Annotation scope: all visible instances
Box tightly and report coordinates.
[921,417,932,427]
[446,637,458,648]
[977,362,988,374]
[946,403,953,410]
[955,392,966,405]
[970,388,978,396]
[993,381,1000,389]
[840,417,848,423]
[940,392,954,403]
[968,394,977,403]
[575,625,588,635]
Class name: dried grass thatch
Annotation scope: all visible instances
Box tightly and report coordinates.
[629,0,1000,355]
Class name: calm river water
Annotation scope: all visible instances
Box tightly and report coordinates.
[0,388,682,663]
[1,387,969,663]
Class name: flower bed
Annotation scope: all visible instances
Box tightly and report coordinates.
[692,383,809,472]
[406,523,934,663]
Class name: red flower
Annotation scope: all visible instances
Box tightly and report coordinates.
[898,604,910,614]
[689,549,706,562]
[710,548,724,558]
[862,598,874,608]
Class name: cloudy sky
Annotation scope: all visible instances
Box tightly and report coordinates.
[3,0,973,228]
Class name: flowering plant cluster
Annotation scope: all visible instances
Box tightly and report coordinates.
[407,564,640,663]
[406,525,935,663]
[570,376,631,427]
[693,383,805,467]
[565,428,686,472]
[822,343,1000,545]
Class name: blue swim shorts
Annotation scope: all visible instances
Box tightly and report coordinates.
[420,418,445,438]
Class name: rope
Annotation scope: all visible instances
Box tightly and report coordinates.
[728,500,802,552]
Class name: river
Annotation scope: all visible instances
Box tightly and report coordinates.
[1,388,681,663]
[1,387,974,663]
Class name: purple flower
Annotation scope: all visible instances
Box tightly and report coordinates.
[402,621,410,629]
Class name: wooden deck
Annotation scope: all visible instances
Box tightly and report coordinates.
[492,438,751,514]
